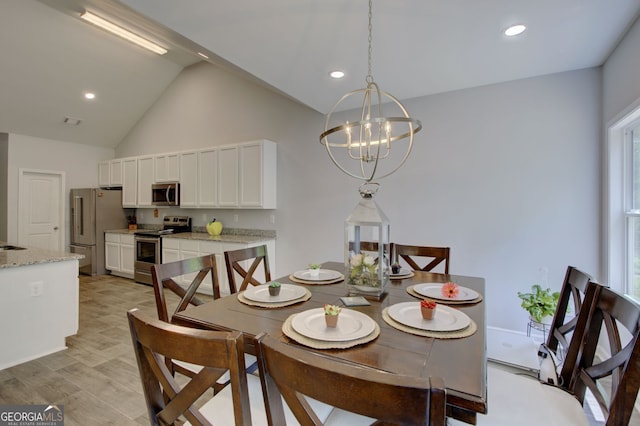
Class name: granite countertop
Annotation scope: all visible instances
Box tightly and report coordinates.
[105,228,276,244]
[104,229,139,235]
[0,241,84,269]
[165,232,274,244]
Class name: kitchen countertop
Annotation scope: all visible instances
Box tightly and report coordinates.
[104,229,276,244]
[165,232,274,244]
[0,241,84,269]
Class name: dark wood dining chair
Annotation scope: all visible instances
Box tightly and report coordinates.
[570,286,640,425]
[127,309,261,426]
[255,333,447,426]
[450,281,607,426]
[392,243,450,274]
[151,254,217,324]
[151,254,257,389]
[224,245,271,293]
[544,265,595,387]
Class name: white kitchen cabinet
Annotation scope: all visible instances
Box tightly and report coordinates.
[105,232,135,279]
[155,153,180,183]
[98,159,123,188]
[179,151,198,207]
[137,156,155,207]
[101,139,277,209]
[98,161,110,187]
[122,158,138,207]
[218,145,239,207]
[239,140,277,208]
[198,148,218,207]
[105,233,121,272]
[120,234,135,277]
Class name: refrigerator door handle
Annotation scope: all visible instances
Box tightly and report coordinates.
[73,195,83,237]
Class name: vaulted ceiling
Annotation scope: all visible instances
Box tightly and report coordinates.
[2,0,639,148]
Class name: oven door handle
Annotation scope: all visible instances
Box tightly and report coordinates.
[135,236,160,244]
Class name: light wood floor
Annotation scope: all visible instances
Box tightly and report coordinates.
[0,274,180,425]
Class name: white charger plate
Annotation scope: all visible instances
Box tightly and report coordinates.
[414,282,479,302]
[293,269,343,281]
[388,302,470,332]
[243,283,306,303]
[291,308,376,342]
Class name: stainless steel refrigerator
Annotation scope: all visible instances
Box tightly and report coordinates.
[69,188,128,275]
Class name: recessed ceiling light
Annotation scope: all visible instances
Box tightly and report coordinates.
[504,24,526,37]
[329,70,345,79]
[84,92,96,100]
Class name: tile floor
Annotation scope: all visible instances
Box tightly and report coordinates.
[0,275,167,425]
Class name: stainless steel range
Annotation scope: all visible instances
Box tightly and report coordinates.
[134,215,191,285]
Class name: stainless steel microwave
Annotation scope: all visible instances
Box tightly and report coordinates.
[152,183,180,206]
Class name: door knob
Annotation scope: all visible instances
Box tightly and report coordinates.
[54,226,59,230]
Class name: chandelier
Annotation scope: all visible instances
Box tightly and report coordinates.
[319,0,422,183]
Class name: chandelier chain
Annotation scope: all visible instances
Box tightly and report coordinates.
[366,0,373,84]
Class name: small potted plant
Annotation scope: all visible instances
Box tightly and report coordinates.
[324,304,342,327]
[308,263,321,277]
[268,281,281,296]
[420,300,437,320]
[517,284,560,325]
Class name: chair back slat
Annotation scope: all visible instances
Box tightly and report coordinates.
[151,254,219,323]
[225,245,271,293]
[392,244,450,274]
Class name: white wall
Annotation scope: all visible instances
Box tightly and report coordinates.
[117,61,601,331]
[6,134,114,247]
[603,16,640,125]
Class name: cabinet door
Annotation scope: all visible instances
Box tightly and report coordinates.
[110,159,123,186]
[239,142,262,207]
[98,161,110,187]
[218,145,239,207]
[240,140,277,208]
[198,148,218,207]
[120,234,135,276]
[155,153,180,182]
[137,156,155,207]
[180,151,198,207]
[122,158,137,207]
[105,241,121,272]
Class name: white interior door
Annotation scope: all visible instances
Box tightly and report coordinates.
[18,169,65,251]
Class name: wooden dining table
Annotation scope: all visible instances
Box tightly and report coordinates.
[172,261,487,424]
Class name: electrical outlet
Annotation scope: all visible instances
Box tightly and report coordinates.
[269,214,276,224]
[30,281,43,297]
[234,214,239,223]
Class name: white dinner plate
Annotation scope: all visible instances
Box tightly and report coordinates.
[243,283,306,303]
[390,268,412,278]
[413,283,479,302]
[388,302,471,332]
[293,269,343,281]
[291,308,376,342]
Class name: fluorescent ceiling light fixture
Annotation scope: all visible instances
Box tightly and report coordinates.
[504,24,526,37]
[80,11,168,55]
[329,70,345,79]
[197,52,209,59]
